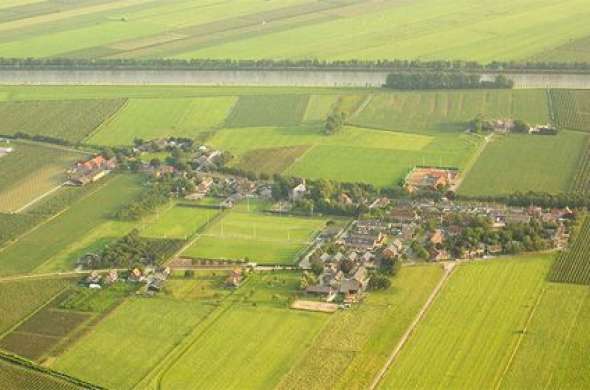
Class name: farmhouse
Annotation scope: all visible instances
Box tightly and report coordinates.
[68,155,116,186]
[289,181,307,201]
[405,167,459,193]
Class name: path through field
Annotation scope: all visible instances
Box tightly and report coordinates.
[369,262,457,390]
[452,133,494,192]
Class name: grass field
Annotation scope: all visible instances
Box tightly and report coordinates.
[226,95,309,128]
[141,203,220,240]
[458,131,587,196]
[500,282,590,388]
[0,278,72,335]
[549,216,590,285]
[0,142,85,213]
[380,255,551,389]
[0,99,126,143]
[52,296,213,389]
[183,202,327,264]
[278,264,444,390]
[88,97,236,146]
[0,175,142,276]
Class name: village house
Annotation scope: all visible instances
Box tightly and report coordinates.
[225,268,243,288]
[390,205,418,223]
[404,167,459,193]
[345,231,385,251]
[68,155,117,186]
[289,181,307,202]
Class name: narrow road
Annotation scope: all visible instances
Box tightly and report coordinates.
[369,262,457,390]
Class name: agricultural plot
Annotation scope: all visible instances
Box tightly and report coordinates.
[531,34,590,63]
[183,202,327,264]
[379,255,551,389]
[0,278,72,335]
[225,95,309,128]
[0,99,126,143]
[0,213,40,246]
[0,175,142,276]
[303,94,340,122]
[0,142,85,213]
[551,89,590,132]
[458,131,587,196]
[500,282,590,389]
[351,90,550,133]
[570,139,590,193]
[210,125,480,188]
[278,265,444,390]
[549,216,590,285]
[140,203,220,240]
[88,97,236,146]
[52,296,214,390]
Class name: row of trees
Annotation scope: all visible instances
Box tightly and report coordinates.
[460,191,590,209]
[2,57,590,73]
[384,72,514,90]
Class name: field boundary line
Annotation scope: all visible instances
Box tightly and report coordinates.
[451,132,493,192]
[13,183,65,214]
[348,94,373,120]
[12,138,92,155]
[369,262,456,390]
[81,98,129,144]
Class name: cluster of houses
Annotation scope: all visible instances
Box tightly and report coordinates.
[80,266,171,295]
[404,167,459,193]
[483,118,558,135]
[68,154,117,186]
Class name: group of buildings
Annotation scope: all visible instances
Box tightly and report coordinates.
[68,154,117,186]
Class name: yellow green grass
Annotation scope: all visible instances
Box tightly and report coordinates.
[141,203,220,240]
[88,97,236,145]
[380,255,551,389]
[458,130,587,196]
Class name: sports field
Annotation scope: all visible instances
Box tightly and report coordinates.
[0,142,85,213]
[0,0,588,62]
[458,131,587,196]
[182,202,327,264]
[0,175,142,276]
[140,203,220,240]
[380,255,551,389]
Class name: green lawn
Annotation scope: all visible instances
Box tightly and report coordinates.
[458,131,587,196]
[0,175,142,276]
[279,264,445,390]
[0,142,85,213]
[52,296,213,390]
[183,202,327,264]
[380,255,551,389]
[141,203,220,240]
[88,97,236,145]
[501,282,590,389]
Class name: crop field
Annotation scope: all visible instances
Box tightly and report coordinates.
[380,255,551,389]
[551,89,590,132]
[351,90,551,133]
[570,139,590,193]
[141,203,220,240]
[0,213,41,246]
[0,175,142,276]
[226,95,309,128]
[0,352,83,390]
[500,282,590,388]
[0,142,85,213]
[458,131,587,196]
[183,202,327,264]
[0,0,582,61]
[531,35,590,63]
[278,265,444,390]
[549,217,590,285]
[0,278,72,335]
[88,97,236,146]
[52,296,214,389]
[0,99,126,143]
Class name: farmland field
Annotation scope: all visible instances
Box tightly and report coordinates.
[140,203,220,240]
[458,131,587,196]
[0,175,142,276]
[380,255,551,389]
[226,95,309,128]
[551,89,590,132]
[183,202,327,264]
[500,282,590,389]
[0,99,126,143]
[549,216,590,285]
[88,97,236,146]
[0,0,585,61]
[570,138,590,193]
[0,142,85,213]
[278,264,444,390]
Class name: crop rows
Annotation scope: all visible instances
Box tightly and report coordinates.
[550,90,590,132]
[570,139,590,193]
[549,217,590,284]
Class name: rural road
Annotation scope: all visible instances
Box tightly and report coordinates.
[369,262,457,390]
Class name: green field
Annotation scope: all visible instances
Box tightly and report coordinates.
[551,89,590,132]
[500,282,590,388]
[278,265,444,390]
[549,216,590,285]
[226,95,309,128]
[0,0,587,61]
[458,131,587,196]
[0,175,142,276]
[141,203,220,240]
[88,97,236,146]
[380,255,551,389]
[0,142,85,213]
[0,99,125,143]
[52,296,213,389]
[183,202,327,264]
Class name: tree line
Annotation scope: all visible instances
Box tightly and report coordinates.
[384,72,514,90]
[1,57,590,74]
